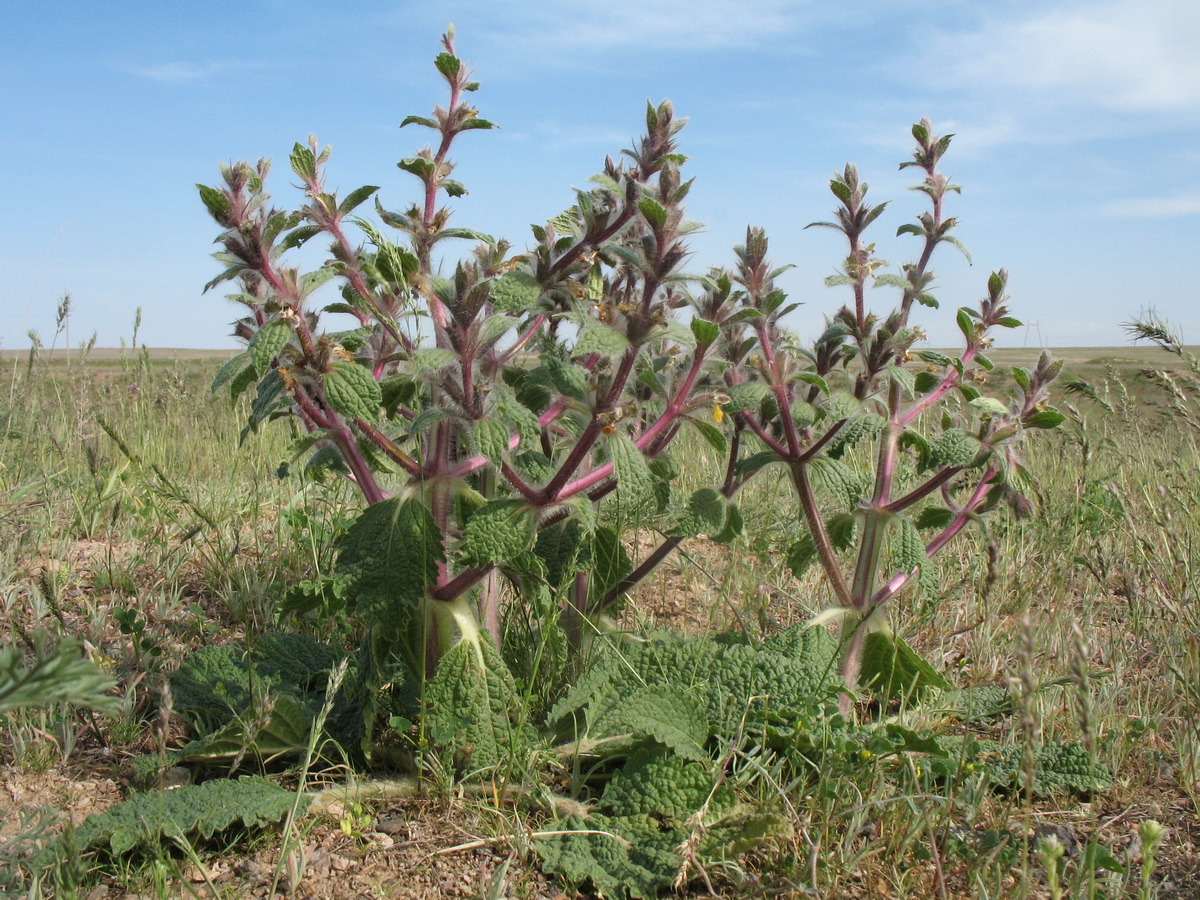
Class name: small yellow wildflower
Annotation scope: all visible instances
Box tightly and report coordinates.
[713,402,724,424]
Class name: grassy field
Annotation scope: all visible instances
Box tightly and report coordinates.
[3,346,1200,898]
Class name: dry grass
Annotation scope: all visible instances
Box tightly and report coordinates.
[3,348,1200,897]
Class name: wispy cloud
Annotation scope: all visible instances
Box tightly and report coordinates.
[116,59,267,84]
[1104,192,1200,218]
[933,0,1200,115]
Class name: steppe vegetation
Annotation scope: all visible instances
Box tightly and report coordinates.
[5,30,1200,900]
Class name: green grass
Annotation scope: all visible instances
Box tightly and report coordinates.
[2,348,1197,897]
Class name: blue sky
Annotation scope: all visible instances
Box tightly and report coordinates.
[3,0,1198,350]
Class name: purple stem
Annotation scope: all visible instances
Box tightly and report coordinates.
[925,466,999,557]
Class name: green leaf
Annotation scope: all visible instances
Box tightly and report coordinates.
[440,227,496,244]
[413,348,459,373]
[470,417,512,464]
[670,488,728,538]
[574,322,630,358]
[926,429,976,470]
[859,630,950,700]
[890,518,932,599]
[196,183,230,219]
[796,372,830,394]
[534,519,593,589]
[175,692,314,766]
[70,777,305,859]
[424,635,528,776]
[211,352,252,393]
[914,371,939,394]
[490,271,542,313]
[686,417,727,454]
[651,319,696,349]
[786,535,818,578]
[916,350,951,367]
[1011,366,1031,392]
[638,197,667,230]
[338,185,379,217]
[493,388,541,448]
[478,314,516,348]
[535,812,677,900]
[299,265,338,298]
[249,319,291,377]
[434,51,460,78]
[339,499,441,607]
[324,362,382,422]
[607,433,655,509]
[460,500,535,566]
[289,142,317,181]
[725,382,769,413]
[824,391,861,420]
[969,397,1009,417]
[996,316,1023,329]
[823,413,884,459]
[397,156,436,180]
[1025,409,1066,429]
[786,514,855,578]
[228,361,258,403]
[407,407,452,436]
[280,224,324,251]
[711,503,744,544]
[734,451,781,479]
[544,357,590,402]
[602,746,730,820]
[246,368,287,432]
[689,318,719,348]
[886,364,917,398]
[588,686,710,761]
[399,115,438,129]
[956,308,975,340]
[590,526,633,601]
[914,507,954,530]
[809,457,864,509]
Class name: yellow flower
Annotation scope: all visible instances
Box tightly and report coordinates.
[712,402,724,424]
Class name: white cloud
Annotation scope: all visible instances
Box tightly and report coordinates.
[1105,192,1200,218]
[935,0,1200,114]
[117,60,266,84]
